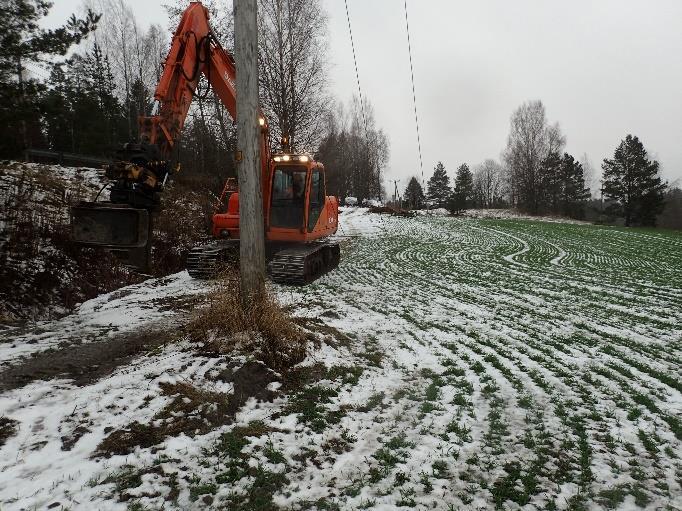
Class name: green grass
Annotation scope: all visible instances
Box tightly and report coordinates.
[309,215,682,508]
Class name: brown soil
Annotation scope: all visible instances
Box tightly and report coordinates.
[292,316,352,348]
[0,416,18,447]
[61,424,91,451]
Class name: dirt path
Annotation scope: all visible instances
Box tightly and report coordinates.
[0,325,178,391]
[0,273,208,389]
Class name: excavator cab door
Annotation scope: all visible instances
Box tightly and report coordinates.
[270,166,307,229]
[307,169,325,232]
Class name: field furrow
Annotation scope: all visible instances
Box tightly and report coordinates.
[282,210,682,509]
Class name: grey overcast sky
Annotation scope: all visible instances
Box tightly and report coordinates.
[44,1,682,188]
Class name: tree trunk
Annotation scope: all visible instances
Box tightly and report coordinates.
[16,56,29,153]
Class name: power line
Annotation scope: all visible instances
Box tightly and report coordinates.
[345,0,383,200]
[343,0,369,137]
[392,179,401,204]
[403,0,424,186]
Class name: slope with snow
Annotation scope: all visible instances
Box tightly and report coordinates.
[0,161,135,322]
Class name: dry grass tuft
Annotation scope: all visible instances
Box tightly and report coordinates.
[189,274,307,372]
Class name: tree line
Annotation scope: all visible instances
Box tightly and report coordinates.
[0,0,388,202]
[399,100,674,228]
[316,98,389,204]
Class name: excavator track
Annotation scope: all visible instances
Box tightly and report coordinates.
[186,240,239,279]
[268,242,340,285]
[187,241,340,283]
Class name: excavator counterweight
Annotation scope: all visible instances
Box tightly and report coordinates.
[71,1,340,284]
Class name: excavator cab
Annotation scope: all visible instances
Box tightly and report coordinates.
[211,154,338,243]
[268,154,337,239]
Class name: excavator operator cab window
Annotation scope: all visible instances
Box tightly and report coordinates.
[271,166,307,228]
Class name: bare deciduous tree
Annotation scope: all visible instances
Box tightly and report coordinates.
[82,0,135,137]
[316,96,388,203]
[82,0,172,139]
[580,153,596,199]
[258,0,329,152]
[503,100,565,214]
[473,159,505,208]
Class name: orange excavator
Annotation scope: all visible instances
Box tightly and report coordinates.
[71,2,340,284]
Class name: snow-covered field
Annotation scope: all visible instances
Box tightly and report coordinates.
[1,208,681,510]
[458,208,590,224]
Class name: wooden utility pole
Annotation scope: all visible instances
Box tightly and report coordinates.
[392,179,401,208]
[234,0,266,299]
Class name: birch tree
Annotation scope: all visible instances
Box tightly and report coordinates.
[503,100,565,214]
[473,159,504,208]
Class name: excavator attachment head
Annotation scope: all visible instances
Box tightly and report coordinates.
[71,202,153,271]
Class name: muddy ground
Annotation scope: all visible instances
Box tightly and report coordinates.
[0,327,176,391]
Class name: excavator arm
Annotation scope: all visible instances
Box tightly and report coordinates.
[71,1,269,268]
[142,3,237,157]
[111,1,269,203]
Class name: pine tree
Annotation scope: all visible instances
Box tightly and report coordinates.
[404,176,425,209]
[450,163,474,211]
[426,161,451,207]
[602,135,667,227]
[0,0,99,157]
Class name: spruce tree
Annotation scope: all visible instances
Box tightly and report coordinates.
[602,135,667,227]
[451,163,474,211]
[426,161,451,207]
[0,0,99,157]
[404,176,425,209]
[42,64,74,151]
[130,77,152,139]
[540,151,562,213]
[43,43,126,155]
[559,153,590,219]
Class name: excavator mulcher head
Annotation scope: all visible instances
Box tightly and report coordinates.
[71,201,153,271]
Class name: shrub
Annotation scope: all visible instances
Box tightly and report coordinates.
[189,275,307,372]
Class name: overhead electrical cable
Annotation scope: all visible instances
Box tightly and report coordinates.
[403,0,424,186]
[345,0,387,203]
[344,0,369,137]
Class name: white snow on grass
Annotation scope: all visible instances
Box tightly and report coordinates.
[460,207,590,224]
[0,207,680,510]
